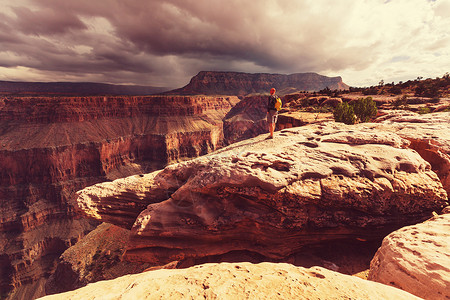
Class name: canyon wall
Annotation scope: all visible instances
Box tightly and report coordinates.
[0,95,239,299]
[0,80,168,96]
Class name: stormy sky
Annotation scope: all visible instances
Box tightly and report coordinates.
[0,0,449,88]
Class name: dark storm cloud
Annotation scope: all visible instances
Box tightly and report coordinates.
[0,0,449,87]
[12,6,88,36]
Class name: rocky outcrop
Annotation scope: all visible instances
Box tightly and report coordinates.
[44,223,151,296]
[76,122,447,266]
[0,95,239,299]
[223,95,268,144]
[368,209,450,300]
[373,111,450,195]
[39,262,420,300]
[169,71,349,96]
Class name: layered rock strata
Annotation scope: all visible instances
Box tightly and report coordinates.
[77,122,447,266]
[0,95,238,299]
[170,71,349,96]
[39,262,420,300]
[0,80,168,96]
[368,209,450,299]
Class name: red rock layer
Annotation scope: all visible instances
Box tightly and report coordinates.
[0,95,239,299]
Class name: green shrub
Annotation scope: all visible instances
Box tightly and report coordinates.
[418,107,431,114]
[333,102,356,124]
[333,97,377,124]
[353,97,378,122]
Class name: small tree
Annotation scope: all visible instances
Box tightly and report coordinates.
[353,97,378,122]
[333,102,356,125]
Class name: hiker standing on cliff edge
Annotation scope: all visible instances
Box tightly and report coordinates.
[266,88,278,139]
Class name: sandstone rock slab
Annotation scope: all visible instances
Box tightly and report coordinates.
[39,262,419,300]
[77,122,447,265]
[374,111,450,195]
[368,210,450,300]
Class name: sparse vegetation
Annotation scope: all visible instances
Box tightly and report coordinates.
[333,102,356,125]
[353,97,378,122]
[418,107,431,114]
[348,73,450,97]
[392,95,409,110]
[333,97,377,124]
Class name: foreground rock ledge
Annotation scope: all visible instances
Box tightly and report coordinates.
[77,122,447,265]
[39,262,420,300]
[369,210,450,300]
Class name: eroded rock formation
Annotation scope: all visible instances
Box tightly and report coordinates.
[223,95,332,144]
[373,111,450,195]
[44,223,151,295]
[0,95,239,299]
[39,262,420,300]
[368,209,450,300]
[223,95,268,144]
[76,122,447,266]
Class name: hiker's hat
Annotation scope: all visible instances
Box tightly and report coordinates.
[270,88,276,94]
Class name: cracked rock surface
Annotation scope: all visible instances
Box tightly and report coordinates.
[77,122,447,265]
[369,209,450,300]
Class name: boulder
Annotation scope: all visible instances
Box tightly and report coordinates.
[39,262,420,300]
[76,122,447,265]
[368,210,450,300]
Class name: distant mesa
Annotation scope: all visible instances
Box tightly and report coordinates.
[0,80,170,96]
[167,71,349,96]
[0,71,349,97]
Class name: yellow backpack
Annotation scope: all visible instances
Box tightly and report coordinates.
[274,96,282,111]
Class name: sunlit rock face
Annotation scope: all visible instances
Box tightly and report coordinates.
[77,122,447,266]
[0,95,239,299]
[40,262,420,300]
[369,210,450,300]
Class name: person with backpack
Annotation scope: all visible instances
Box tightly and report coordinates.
[266,87,281,139]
